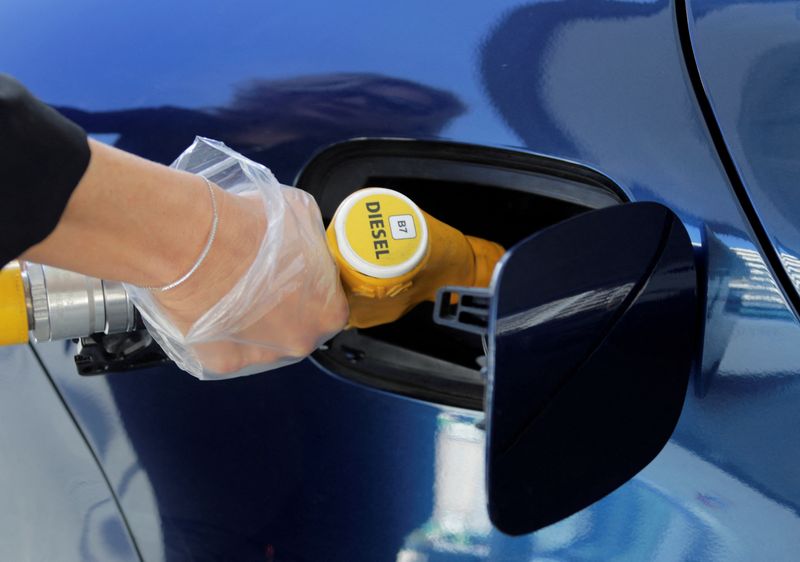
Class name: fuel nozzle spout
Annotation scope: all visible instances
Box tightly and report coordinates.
[326,188,505,329]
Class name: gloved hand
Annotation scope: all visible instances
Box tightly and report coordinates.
[125,138,348,379]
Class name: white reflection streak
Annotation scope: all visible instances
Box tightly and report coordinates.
[397,413,491,560]
[496,283,635,336]
[780,252,800,296]
[731,247,787,308]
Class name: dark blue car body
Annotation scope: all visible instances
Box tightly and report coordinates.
[2,0,800,559]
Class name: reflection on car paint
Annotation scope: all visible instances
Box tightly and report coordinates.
[57,74,464,184]
[398,413,491,560]
[496,282,635,336]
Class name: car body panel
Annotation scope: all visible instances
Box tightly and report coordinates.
[3,0,800,560]
[0,345,139,561]
[684,0,800,297]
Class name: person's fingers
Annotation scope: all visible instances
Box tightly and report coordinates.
[145,171,348,377]
[194,340,245,374]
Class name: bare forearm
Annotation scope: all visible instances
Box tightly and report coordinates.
[22,139,222,287]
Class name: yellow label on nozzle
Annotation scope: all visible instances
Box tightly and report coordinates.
[0,261,29,345]
[334,188,429,279]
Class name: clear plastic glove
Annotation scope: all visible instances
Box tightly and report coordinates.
[124,137,348,379]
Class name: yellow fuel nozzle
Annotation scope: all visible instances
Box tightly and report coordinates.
[326,188,505,329]
[0,261,30,345]
[0,188,503,347]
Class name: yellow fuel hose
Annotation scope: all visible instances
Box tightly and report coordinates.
[0,261,29,345]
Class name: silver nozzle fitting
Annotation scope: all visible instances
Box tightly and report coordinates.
[22,263,136,342]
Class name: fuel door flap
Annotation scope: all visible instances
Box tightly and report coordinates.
[435,202,698,536]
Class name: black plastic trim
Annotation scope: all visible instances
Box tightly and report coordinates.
[298,138,627,196]
[319,330,486,410]
[296,138,627,219]
[298,138,626,409]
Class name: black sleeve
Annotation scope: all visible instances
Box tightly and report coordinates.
[0,74,91,267]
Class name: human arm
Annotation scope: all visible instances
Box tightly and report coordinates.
[2,75,348,376]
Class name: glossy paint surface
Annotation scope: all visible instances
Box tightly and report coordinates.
[685,0,800,294]
[3,0,800,560]
[33,344,441,561]
[0,346,138,561]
